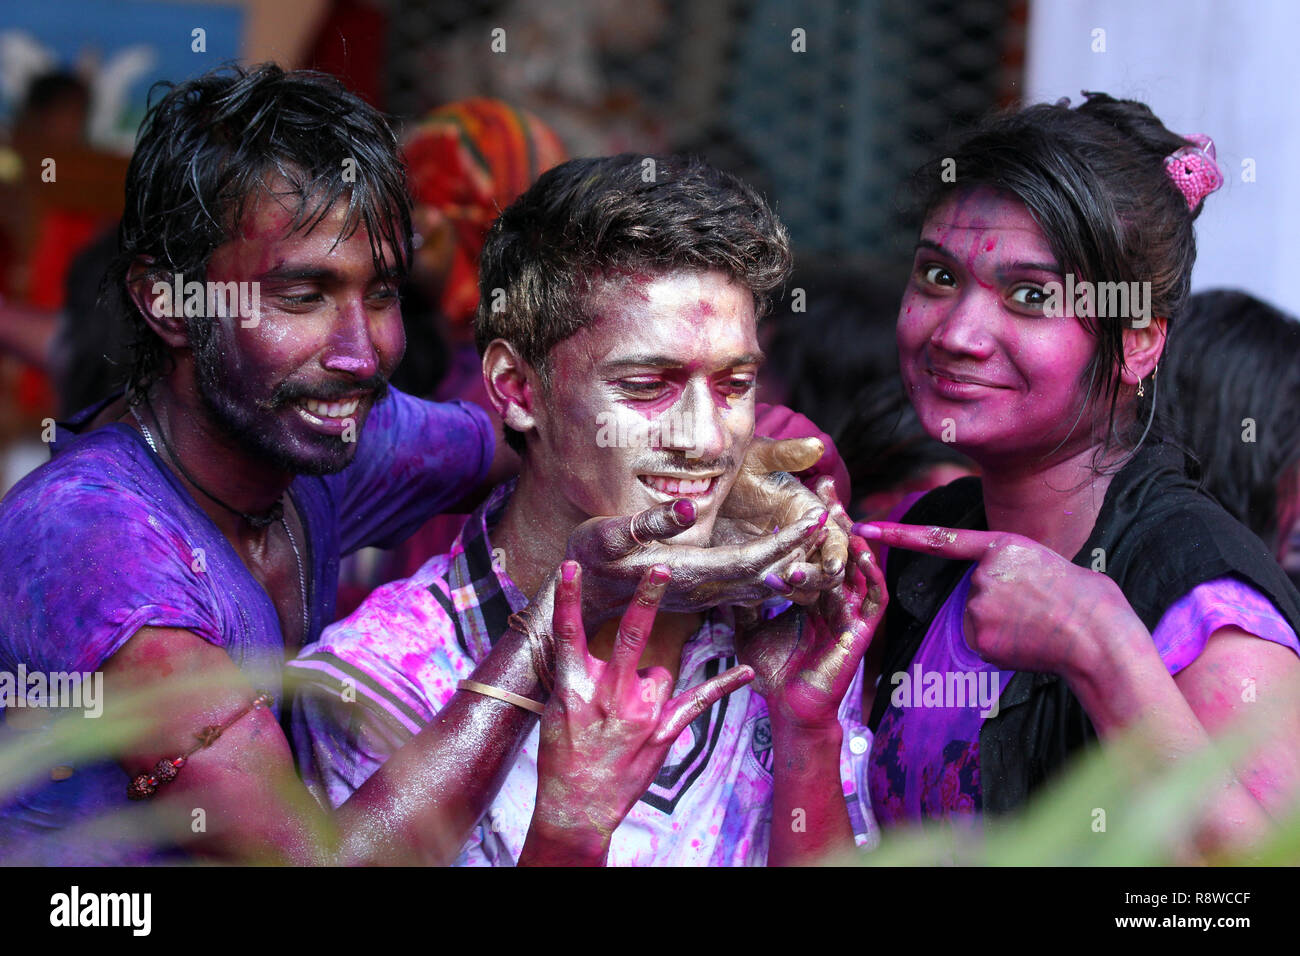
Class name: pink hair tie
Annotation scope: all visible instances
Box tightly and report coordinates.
[1164,133,1223,210]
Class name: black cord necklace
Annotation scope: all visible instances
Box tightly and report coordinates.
[139,397,285,530]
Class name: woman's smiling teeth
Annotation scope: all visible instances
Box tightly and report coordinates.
[639,474,717,496]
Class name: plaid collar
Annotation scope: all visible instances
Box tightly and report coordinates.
[444,479,529,663]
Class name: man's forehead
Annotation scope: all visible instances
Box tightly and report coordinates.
[585,269,754,318]
[207,178,405,276]
[563,272,760,369]
[231,182,348,243]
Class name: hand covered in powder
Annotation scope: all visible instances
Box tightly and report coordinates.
[565,495,832,627]
[518,561,754,866]
[857,522,1137,679]
[736,532,886,731]
[720,435,850,585]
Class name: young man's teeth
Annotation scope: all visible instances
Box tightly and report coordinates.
[644,476,712,495]
[303,398,359,418]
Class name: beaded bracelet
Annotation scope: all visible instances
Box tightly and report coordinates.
[126,692,273,800]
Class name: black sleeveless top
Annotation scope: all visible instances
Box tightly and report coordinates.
[867,441,1300,815]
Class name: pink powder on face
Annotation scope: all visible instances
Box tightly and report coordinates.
[521,270,761,547]
[690,298,716,319]
[895,187,1102,467]
[198,188,405,474]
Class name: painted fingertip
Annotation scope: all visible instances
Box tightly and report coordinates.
[672,498,696,525]
[816,510,829,528]
[824,558,844,576]
[852,522,883,540]
[788,568,807,586]
[561,560,579,583]
[764,572,792,593]
[648,564,671,586]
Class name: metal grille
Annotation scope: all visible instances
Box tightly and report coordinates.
[385,0,1023,264]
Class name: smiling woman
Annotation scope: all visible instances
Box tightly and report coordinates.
[860,93,1300,859]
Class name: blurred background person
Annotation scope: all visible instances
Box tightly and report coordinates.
[0,67,126,491]
[1161,290,1300,588]
[400,97,567,407]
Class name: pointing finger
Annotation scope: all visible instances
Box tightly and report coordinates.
[853,521,1002,562]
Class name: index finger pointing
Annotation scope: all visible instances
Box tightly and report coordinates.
[852,521,1001,561]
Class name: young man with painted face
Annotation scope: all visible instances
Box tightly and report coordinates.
[0,68,850,865]
[290,154,886,866]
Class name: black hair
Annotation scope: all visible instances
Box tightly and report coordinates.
[763,260,907,439]
[1161,290,1300,551]
[107,63,413,399]
[836,379,973,506]
[51,226,130,417]
[910,92,1209,461]
[18,71,89,117]
[475,153,793,453]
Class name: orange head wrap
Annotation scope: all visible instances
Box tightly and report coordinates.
[403,98,567,327]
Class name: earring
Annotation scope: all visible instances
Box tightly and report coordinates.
[1137,379,1145,398]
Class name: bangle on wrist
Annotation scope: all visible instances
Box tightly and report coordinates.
[457,679,545,715]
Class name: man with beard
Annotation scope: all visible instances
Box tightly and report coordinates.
[291,155,885,866]
[0,67,848,864]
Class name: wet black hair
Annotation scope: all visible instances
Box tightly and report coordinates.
[108,63,413,399]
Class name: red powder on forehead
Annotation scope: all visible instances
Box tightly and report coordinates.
[984,239,996,252]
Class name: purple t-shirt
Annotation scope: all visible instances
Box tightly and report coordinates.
[0,387,493,863]
[868,568,1300,827]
